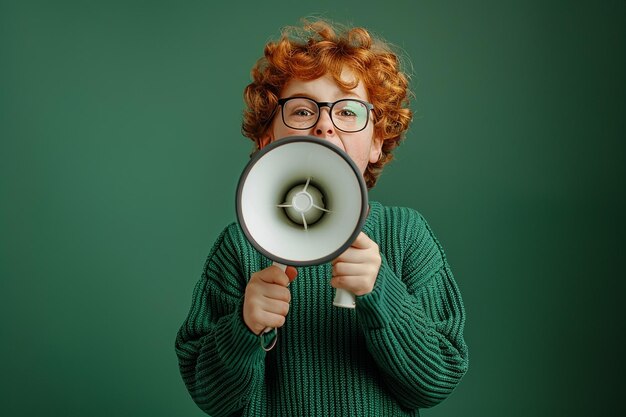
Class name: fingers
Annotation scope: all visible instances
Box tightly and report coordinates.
[258,281,292,303]
[246,305,290,332]
[332,245,380,268]
[332,232,378,262]
[330,232,381,297]
[350,232,375,249]
[258,265,292,286]
[332,260,366,277]
[248,267,292,302]
[331,257,379,294]
[330,275,373,296]
[330,260,378,295]
[258,296,291,317]
[244,264,297,335]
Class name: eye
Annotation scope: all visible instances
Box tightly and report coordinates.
[337,108,357,117]
[283,98,318,119]
[334,101,366,120]
[292,108,315,117]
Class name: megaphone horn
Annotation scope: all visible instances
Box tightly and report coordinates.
[236,135,368,309]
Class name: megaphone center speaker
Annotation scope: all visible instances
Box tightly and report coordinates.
[280,178,328,229]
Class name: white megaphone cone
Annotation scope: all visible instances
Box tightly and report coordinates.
[236,135,368,312]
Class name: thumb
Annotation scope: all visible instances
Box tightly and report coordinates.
[285,266,298,282]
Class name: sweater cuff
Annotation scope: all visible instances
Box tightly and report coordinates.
[212,300,265,371]
[356,255,408,329]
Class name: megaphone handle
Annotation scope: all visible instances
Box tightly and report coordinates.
[260,262,288,351]
[333,288,356,309]
[273,262,287,272]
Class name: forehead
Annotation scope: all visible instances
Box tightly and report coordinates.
[280,68,369,101]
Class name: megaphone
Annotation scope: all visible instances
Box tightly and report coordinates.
[236,135,368,309]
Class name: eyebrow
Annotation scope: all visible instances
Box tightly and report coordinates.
[283,93,364,101]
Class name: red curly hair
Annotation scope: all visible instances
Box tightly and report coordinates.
[242,19,412,188]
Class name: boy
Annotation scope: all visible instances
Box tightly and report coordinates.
[176,19,468,416]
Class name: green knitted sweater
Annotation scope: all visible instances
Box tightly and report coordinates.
[175,201,468,416]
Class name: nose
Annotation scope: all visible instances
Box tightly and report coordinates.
[312,108,336,138]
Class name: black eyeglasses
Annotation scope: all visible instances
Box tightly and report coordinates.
[277,97,374,133]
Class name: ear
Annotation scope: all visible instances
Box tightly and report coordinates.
[369,135,383,164]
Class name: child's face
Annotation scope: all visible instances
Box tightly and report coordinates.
[261,68,382,176]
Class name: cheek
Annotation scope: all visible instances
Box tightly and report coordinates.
[272,124,302,141]
[342,143,371,173]
[335,134,372,169]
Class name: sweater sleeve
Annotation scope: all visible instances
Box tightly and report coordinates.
[174,224,265,416]
[356,207,469,409]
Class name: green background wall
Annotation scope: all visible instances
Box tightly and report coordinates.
[2,1,624,416]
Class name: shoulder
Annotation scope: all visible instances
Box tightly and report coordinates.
[372,201,447,264]
[203,222,262,280]
[223,222,246,241]
[372,201,428,235]
[383,204,424,222]
[204,222,252,262]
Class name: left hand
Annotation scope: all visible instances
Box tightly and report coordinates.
[330,232,381,296]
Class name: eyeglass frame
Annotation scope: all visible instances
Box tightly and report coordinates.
[275,96,375,133]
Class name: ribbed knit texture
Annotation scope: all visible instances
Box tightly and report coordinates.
[175,201,468,416]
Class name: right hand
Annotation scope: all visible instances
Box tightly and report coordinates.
[243,265,297,335]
